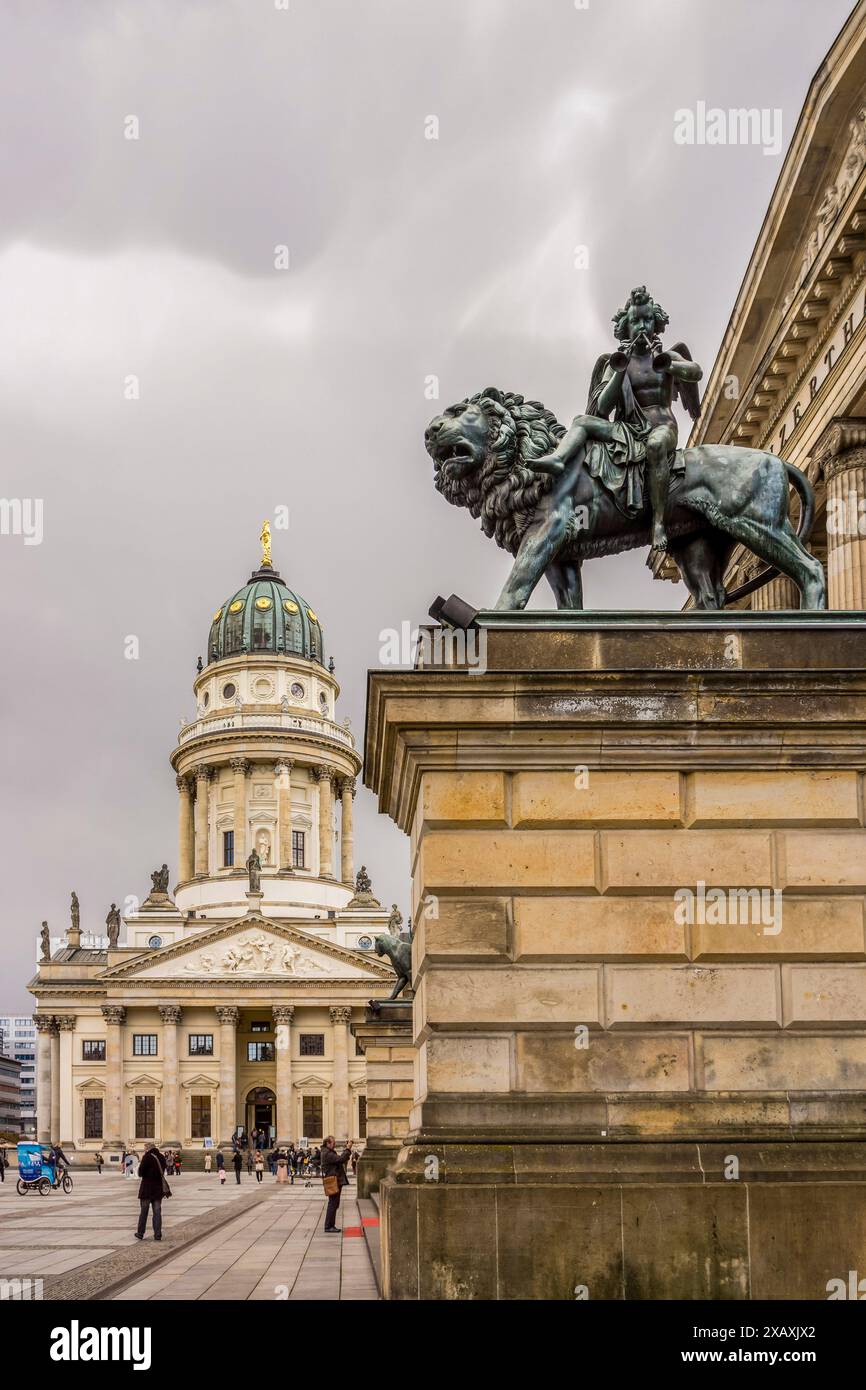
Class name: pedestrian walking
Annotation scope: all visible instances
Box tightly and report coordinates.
[232,1149,242,1184]
[216,1149,226,1186]
[246,1148,254,1175]
[134,1142,168,1242]
[321,1136,353,1233]
[254,1149,264,1183]
[204,1150,213,1174]
[0,1147,6,1183]
[95,1151,104,1176]
[275,1149,288,1184]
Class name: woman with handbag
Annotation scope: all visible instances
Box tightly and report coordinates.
[134,1142,169,1242]
[321,1136,353,1233]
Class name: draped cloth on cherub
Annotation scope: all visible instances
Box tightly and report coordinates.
[584,362,684,517]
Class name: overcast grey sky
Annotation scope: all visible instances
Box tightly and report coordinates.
[0,0,855,1007]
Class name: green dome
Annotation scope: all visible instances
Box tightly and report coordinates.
[207,564,324,665]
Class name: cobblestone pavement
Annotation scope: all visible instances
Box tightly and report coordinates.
[0,1171,378,1300]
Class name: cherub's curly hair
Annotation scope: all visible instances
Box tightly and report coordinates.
[612,285,669,340]
[431,388,564,554]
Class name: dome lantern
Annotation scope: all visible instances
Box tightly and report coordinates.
[207,527,325,665]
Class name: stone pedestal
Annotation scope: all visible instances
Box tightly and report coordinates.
[351,1003,413,1198]
[364,611,866,1300]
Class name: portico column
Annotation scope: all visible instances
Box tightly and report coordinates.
[273,1005,295,1143]
[57,1015,76,1147]
[177,775,194,882]
[330,1006,352,1143]
[194,766,212,876]
[216,1006,239,1144]
[315,767,334,878]
[230,758,249,865]
[339,778,355,886]
[35,1016,54,1144]
[275,761,294,871]
[158,1005,182,1146]
[814,418,866,609]
[101,1005,126,1149]
[50,1024,60,1144]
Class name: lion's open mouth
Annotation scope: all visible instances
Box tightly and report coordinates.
[433,441,475,467]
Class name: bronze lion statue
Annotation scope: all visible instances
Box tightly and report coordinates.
[425,387,825,610]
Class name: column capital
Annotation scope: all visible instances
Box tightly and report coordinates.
[338,777,356,797]
[176,773,194,794]
[216,1005,240,1026]
[194,763,214,783]
[329,1006,352,1026]
[102,1005,126,1025]
[56,1015,76,1031]
[35,1015,57,1035]
[811,416,866,477]
[272,1004,295,1025]
[158,1004,183,1024]
[274,759,294,776]
[230,757,250,775]
[313,764,334,783]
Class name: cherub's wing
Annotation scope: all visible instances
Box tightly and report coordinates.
[586,354,611,413]
[669,342,701,421]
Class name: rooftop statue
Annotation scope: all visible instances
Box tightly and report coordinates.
[425,286,826,611]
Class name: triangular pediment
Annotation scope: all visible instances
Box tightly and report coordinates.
[101,914,393,983]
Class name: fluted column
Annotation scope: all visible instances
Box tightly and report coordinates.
[102,1005,126,1149]
[751,574,798,610]
[194,766,212,875]
[273,1004,295,1143]
[50,1024,60,1144]
[216,1006,239,1144]
[315,767,334,878]
[813,417,866,610]
[339,778,355,886]
[35,1016,54,1144]
[330,1006,352,1143]
[275,761,294,871]
[177,775,194,881]
[159,1005,182,1146]
[57,1015,76,1146]
[230,758,249,865]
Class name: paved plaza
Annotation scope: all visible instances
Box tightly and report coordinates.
[0,1170,379,1301]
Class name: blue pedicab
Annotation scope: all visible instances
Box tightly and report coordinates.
[15,1143,73,1196]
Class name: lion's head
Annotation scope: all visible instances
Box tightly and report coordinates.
[425,388,564,554]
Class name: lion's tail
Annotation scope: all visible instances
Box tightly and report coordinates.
[723,459,816,606]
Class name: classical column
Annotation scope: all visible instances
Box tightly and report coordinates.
[216,1006,239,1144]
[230,758,249,865]
[330,1006,352,1143]
[273,1004,295,1144]
[35,1016,54,1144]
[177,775,195,881]
[158,1005,182,1146]
[194,765,212,875]
[339,778,355,886]
[315,767,334,878]
[275,761,294,871]
[50,1024,60,1144]
[814,418,866,609]
[101,1005,126,1149]
[57,1015,76,1147]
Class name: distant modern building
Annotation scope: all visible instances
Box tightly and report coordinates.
[0,1016,36,1138]
[0,1054,23,1140]
[653,0,866,610]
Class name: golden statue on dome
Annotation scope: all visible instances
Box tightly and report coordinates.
[260,518,272,568]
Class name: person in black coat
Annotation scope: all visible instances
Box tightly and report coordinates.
[135,1142,167,1241]
[320,1136,353,1233]
[232,1148,243,1184]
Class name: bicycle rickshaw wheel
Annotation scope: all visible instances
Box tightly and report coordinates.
[62,1174,73,1193]
[37,1177,52,1195]
[16,1179,29,1195]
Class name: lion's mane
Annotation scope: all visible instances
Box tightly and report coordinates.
[432,389,565,555]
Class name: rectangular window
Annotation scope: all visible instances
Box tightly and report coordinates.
[84,1097,103,1138]
[302,1094,323,1136]
[191,1094,211,1139]
[250,1021,271,1034]
[247,1042,275,1062]
[299,1033,325,1057]
[223,830,234,867]
[292,830,305,868]
[358,1094,367,1139]
[135,1095,155,1138]
[82,1040,106,1062]
[188,1034,214,1056]
[133,1035,158,1057]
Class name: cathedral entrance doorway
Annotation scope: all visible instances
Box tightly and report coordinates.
[245,1086,276,1146]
